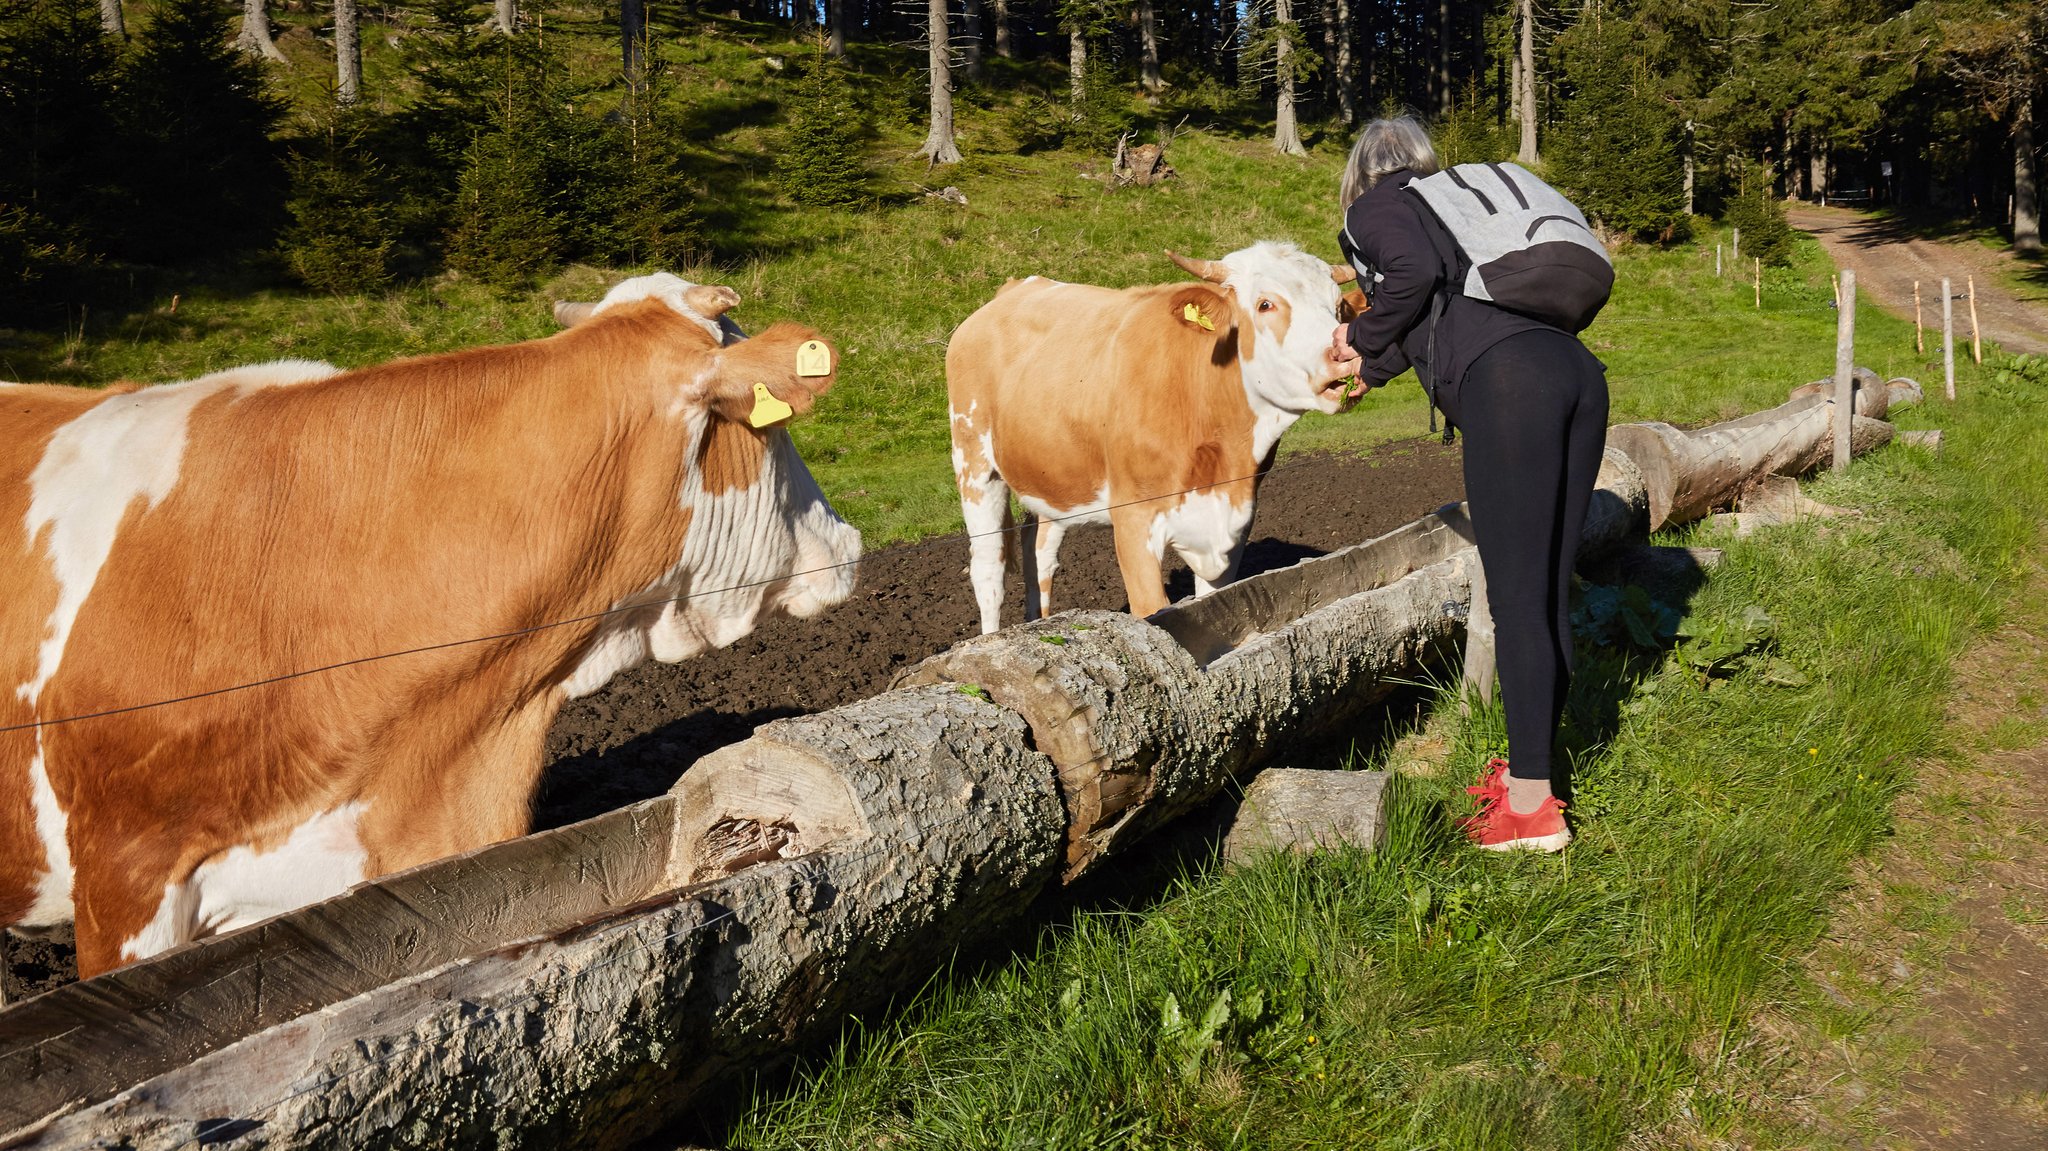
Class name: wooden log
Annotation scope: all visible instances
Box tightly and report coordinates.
[7,688,1063,1150]
[1605,377,1909,533]
[1460,559,1497,712]
[895,555,1474,881]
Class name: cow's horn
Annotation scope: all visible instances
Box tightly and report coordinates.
[684,284,742,318]
[1330,264,1358,284]
[554,300,599,328]
[1165,250,1230,284]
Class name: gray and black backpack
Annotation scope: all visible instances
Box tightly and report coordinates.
[1404,161,1613,332]
[1341,161,1613,440]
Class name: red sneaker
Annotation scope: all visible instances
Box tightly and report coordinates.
[1456,758,1513,833]
[1468,794,1572,853]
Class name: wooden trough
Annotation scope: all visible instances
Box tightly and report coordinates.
[0,376,1919,1150]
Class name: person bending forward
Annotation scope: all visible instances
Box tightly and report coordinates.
[1328,115,1608,853]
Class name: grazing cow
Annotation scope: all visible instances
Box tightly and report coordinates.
[0,274,860,976]
[946,242,1360,634]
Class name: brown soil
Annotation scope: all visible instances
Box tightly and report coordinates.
[0,438,1466,1003]
[1786,204,2048,356]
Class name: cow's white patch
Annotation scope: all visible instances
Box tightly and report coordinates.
[20,377,224,705]
[1014,485,1110,527]
[118,802,371,961]
[226,359,341,394]
[1164,489,1250,587]
[591,272,728,343]
[21,738,74,926]
[558,416,860,693]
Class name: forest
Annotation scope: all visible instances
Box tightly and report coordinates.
[0,0,2041,330]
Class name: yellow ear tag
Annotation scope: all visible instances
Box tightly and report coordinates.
[795,340,832,378]
[1181,302,1215,331]
[748,382,795,428]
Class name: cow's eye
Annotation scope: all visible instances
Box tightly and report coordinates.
[1258,299,1276,312]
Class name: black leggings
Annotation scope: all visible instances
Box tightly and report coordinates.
[1433,329,1609,781]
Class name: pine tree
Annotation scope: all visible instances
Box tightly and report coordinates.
[112,0,285,263]
[278,112,394,293]
[775,38,870,208]
[1551,16,1687,242]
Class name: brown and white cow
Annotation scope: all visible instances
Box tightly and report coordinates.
[946,242,1359,633]
[0,273,860,976]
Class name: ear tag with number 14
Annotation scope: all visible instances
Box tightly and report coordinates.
[796,340,833,378]
[748,383,795,428]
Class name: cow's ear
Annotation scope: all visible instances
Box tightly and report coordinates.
[1165,285,1241,367]
[708,322,837,426]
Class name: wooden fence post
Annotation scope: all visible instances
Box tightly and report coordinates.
[1716,242,1723,277]
[1733,226,1741,264]
[1943,276,1955,401]
[1914,280,1923,353]
[1753,258,1761,309]
[1968,275,1982,364]
[1834,268,1856,474]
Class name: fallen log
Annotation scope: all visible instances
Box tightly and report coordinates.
[1606,370,1915,532]
[0,377,1922,1149]
[5,688,1061,1150]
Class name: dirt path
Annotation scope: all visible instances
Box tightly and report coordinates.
[1767,551,2048,1149]
[1786,203,2048,356]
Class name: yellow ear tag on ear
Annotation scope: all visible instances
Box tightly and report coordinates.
[748,382,795,428]
[1182,302,1215,331]
[796,339,832,378]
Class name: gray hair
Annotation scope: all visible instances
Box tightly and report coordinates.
[1341,116,1441,207]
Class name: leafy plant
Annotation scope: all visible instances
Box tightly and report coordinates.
[1157,986,1264,1082]
[1673,605,1808,686]
[1572,583,1683,652]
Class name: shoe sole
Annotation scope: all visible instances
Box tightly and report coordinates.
[1478,829,1573,854]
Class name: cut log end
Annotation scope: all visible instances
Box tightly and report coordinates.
[1221,769,1390,866]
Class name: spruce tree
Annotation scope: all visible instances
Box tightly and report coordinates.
[111,0,285,263]
[1551,17,1688,242]
[278,112,395,294]
[775,37,870,208]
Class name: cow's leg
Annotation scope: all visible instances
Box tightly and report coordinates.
[1110,505,1170,619]
[1018,512,1041,621]
[960,476,1011,635]
[68,831,192,976]
[1030,517,1068,618]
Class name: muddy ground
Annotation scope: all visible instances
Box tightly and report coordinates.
[0,438,1466,1003]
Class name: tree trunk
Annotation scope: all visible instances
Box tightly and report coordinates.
[2017,96,2041,254]
[827,0,844,55]
[1682,121,1695,215]
[334,0,361,105]
[622,0,646,96]
[1333,0,1354,124]
[1273,0,1306,155]
[991,0,1010,57]
[1516,0,1536,163]
[235,0,286,63]
[98,0,123,37]
[917,0,962,163]
[960,0,986,84]
[1069,26,1085,104]
[1436,0,1450,115]
[1809,144,1827,203]
[487,0,515,32]
[1137,0,1161,93]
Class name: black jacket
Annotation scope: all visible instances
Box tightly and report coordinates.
[1340,168,1554,394]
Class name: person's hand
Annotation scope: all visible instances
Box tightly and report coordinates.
[1329,322,1356,364]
